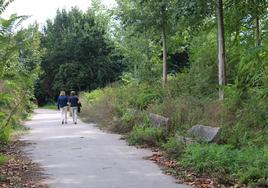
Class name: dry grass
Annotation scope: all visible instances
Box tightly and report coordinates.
[79,93,120,132]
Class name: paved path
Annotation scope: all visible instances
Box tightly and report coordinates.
[22,109,190,188]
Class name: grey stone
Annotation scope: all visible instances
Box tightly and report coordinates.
[188,124,221,143]
[149,113,169,128]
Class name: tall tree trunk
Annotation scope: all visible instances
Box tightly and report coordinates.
[216,0,226,101]
[161,3,167,86]
[162,24,167,86]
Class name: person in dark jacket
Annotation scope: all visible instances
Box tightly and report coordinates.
[68,91,79,124]
[57,91,68,124]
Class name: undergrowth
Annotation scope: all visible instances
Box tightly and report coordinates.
[80,80,268,186]
[181,144,268,186]
[0,155,7,166]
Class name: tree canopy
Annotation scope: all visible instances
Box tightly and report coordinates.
[36,5,125,104]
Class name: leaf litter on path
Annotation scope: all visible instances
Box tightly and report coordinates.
[0,140,48,188]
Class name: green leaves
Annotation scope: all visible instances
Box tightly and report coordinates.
[38,6,124,100]
[0,0,14,15]
[0,4,39,137]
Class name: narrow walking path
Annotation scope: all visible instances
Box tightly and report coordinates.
[22,109,190,188]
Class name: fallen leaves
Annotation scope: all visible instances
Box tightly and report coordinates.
[0,140,48,188]
[146,151,247,188]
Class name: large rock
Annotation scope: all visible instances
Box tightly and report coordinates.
[149,113,169,128]
[188,125,221,143]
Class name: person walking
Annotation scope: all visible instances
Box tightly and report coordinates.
[68,91,79,124]
[57,91,68,124]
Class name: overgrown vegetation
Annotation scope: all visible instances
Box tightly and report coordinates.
[128,126,164,147]
[0,0,40,168]
[78,0,268,186]
[181,144,268,186]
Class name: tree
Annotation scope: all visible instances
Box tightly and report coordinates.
[116,0,176,86]
[37,6,124,103]
[216,0,226,100]
[0,13,42,135]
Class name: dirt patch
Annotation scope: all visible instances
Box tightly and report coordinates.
[0,140,48,188]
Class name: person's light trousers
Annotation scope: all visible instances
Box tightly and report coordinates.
[71,107,78,123]
[60,106,67,123]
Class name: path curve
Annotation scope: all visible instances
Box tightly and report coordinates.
[22,109,190,188]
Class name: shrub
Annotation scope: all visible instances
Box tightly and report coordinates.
[116,109,144,133]
[162,137,185,159]
[126,83,163,110]
[84,89,104,104]
[0,126,11,145]
[181,144,268,186]
[128,125,164,147]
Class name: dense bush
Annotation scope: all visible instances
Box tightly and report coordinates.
[0,20,39,146]
[162,137,185,159]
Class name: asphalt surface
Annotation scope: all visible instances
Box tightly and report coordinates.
[22,109,191,188]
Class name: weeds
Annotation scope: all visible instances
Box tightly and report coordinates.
[0,155,7,166]
[181,144,268,186]
[128,125,164,147]
[80,80,268,186]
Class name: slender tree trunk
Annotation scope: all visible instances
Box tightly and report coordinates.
[216,0,226,101]
[162,24,167,86]
[160,3,167,86]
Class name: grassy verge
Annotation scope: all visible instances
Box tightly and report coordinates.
[181,144,268,186]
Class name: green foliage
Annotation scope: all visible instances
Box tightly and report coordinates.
[181,144,268,185]
[84,89,104,104]
[162,137,185,159]
[37,6,125,102]
[0,155,7,166]
[128,125,164,147]
[128,84,163,110]
[0,126,11,145]
[0,5,39,144]
[120,109,136,124]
